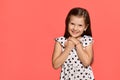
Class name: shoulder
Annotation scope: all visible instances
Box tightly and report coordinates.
[55,36,66,47]
[80,35,94,47]
[55,36,66,41]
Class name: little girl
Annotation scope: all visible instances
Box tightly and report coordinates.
[52,7,95,80]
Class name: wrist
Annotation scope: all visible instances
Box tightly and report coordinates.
[65,47,72,51]
[75,42,81,47]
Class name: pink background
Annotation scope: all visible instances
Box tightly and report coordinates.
[0,0,120,80]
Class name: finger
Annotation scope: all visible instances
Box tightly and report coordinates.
[68,37,73,42]
[70,37,79,45]
[69,37,76,42]
[68,37,72,40]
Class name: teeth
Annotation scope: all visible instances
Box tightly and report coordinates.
[72,31,77,34]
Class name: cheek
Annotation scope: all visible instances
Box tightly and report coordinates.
[79,26,86,31]
[68,25,73,30]
[78,27,84,31]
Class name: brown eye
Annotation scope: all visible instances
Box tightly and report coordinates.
[79,24,82,26]
[70,22,74,25]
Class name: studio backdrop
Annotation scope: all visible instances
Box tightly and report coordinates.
[0,0,120,80]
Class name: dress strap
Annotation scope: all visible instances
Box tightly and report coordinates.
[80,35,94,47]
[55,36,66,48]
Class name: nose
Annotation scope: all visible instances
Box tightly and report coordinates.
[73,25,78,30]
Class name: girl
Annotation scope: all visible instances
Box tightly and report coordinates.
[52,7,95,80]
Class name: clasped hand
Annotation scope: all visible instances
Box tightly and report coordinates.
[65,37,80,50]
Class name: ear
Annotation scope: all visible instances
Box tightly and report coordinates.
[84,24,89,31]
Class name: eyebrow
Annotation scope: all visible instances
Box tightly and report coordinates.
[70,21,83,25]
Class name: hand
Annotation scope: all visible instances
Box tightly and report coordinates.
[65,40,75,50]
[68,37,80,46]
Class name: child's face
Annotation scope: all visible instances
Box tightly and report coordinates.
[68,15,87,38]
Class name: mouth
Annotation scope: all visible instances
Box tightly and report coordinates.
[71,30,79,35]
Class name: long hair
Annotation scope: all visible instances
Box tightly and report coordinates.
[64,7,92,39]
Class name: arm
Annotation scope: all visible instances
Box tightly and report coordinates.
[52,41,75,69]
[68,37,93,67]
[76,43,93,67]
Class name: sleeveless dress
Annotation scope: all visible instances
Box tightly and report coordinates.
[55,35,95,80]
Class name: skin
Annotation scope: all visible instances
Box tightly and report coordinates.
[52,15,93,69]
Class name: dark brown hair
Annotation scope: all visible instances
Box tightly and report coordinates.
[64,7,92,38]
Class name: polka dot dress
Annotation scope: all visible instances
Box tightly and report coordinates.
[55,35,95,80]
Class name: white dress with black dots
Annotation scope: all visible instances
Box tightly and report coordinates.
[55,35,95,80]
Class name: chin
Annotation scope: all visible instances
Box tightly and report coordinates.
[71,35,81,38]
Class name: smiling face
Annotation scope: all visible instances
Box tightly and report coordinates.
[68,15,88,38]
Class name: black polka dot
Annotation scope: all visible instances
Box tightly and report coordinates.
[83,76,85,78]
[75,55,77,57]
[89,38,91,41]
[67,69,69,71]
[89,67,92,70]
[71,50,73,52]
[80,62,82,64]
[85,66,88,68]
[61,38,63,40]
[64,67,66,69]
[74,70,75,72]
[78,69,80,71]
[74,61,77,63]
[71,74,73,76]
[81,66,83,68]
[77,76,79,78]
[61,42,63,44]
[85,73,88,75]
[65,73,67,75]
[69,60,71,63]
[85,43,87,45]
[89,77,92,79]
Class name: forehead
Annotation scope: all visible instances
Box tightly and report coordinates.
[70,15,85,24]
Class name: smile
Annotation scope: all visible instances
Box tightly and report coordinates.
[71,30,79,34]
